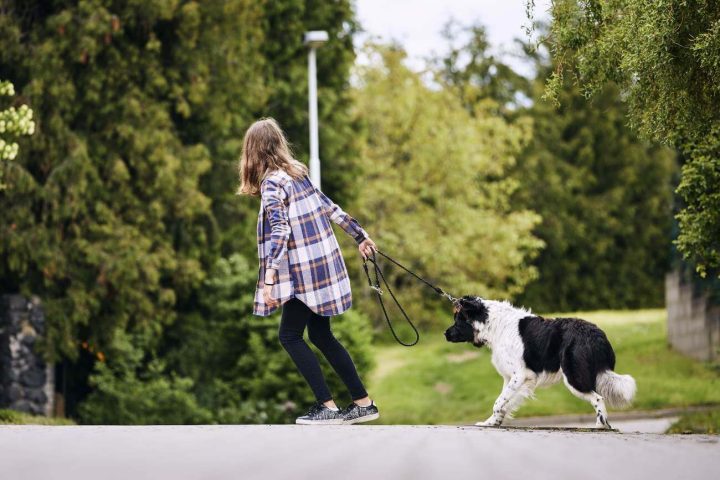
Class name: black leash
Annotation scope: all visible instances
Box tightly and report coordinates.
[362,249,459,347]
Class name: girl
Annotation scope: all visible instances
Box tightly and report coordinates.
[238,117,379,425]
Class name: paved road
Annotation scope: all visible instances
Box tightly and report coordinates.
[1,425,717,480]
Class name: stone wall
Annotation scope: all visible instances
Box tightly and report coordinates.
[0,294,55,416]
[666,269,720,362]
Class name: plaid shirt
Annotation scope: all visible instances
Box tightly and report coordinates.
[253,169,369,317]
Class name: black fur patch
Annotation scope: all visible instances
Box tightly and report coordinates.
[518,316,616,393]
[456,296,489,324]
[444,296,488,346]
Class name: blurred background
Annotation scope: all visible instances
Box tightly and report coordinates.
[0,1,718,433]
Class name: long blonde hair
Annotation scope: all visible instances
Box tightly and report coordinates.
[236,117,308,196]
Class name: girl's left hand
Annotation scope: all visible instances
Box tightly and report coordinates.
[359,237,377,260]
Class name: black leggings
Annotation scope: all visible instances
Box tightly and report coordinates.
[279,297,368,403]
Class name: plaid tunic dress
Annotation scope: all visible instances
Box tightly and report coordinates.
[253,169,369,317]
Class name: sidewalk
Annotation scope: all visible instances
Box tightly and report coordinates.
[1,424,717,480]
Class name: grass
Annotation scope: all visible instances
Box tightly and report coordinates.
[667,408,720,434]
[0,409,76,426]
[368,309,720,425]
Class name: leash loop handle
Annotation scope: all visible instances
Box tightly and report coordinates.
[363,250,458,347]
[362,249,459,347]
[363,250,419,347]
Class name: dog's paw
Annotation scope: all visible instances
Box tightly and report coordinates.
[595,416,613,429]
[475,417,503,427]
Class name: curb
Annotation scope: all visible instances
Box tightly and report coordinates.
[506,405,719,427]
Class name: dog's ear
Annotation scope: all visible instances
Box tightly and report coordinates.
[453,297,472,314]
[457,296,488,323]
[457,296,482,309]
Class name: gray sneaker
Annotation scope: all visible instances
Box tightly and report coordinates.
[341,400,380,424]
[295,402,344,425]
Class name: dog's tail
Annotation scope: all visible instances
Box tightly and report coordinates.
[596,370,637,408]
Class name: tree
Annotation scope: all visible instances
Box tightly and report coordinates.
[1,0,223,365]
[349,44,543,327]
[437,22,677,311]
[436,22,530,118]
[533,0,720,276]
[1,0,371,422]
[514,71,676,311]
[0,1,228,419]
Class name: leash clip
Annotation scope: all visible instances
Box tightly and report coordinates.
[363,255,383,295]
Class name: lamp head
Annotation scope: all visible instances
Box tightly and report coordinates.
[303,30,329,48]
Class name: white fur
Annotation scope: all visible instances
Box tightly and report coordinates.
[471,299,634,429]
[596,371,637,408]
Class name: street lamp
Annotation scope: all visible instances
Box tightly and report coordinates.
[303,30,329,188]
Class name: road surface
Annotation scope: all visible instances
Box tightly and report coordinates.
[0,424,717,480]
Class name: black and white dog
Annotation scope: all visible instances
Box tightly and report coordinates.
[444,296,636,429]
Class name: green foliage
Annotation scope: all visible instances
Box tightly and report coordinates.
[0,79,35,187]
[0,408,75,425]
[369,310,720,424]
[437,22,531,117]
[0,0,367,423]
[534,0,720,275]
[436,22,676,311]
[667,408,720,434]
[516,72,677,311]
[77,331,213,425]
[675,126,720,277]
[349,44,543,328]
[1,0,219,367]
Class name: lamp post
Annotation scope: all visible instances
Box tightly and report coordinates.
[303,30,329,188]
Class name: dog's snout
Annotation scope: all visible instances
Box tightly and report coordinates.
[444,326,458,342]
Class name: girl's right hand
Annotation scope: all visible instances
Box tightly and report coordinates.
[263,268,279,307]
[263,284,279,307]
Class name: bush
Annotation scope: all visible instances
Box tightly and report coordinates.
[77,330,213,425]
[0,408,75,425]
